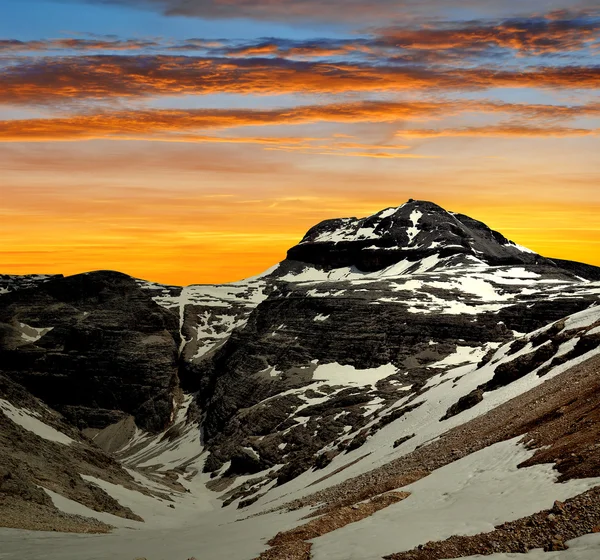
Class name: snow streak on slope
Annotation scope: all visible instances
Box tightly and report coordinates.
[278,263,599,316]
[243,303,600,511]
[17,322,53,343]
[0,399,74,445]
[118,395,203,474]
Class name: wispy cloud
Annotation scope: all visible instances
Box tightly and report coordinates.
[61,0,597,23]
[396,124,600,138]
[0,38,160,52]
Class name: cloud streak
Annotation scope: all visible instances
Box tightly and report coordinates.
[60,0,597,23]
[376,12,600,56]
[2,55,598,106]
[396,124,600,138]
[1,101,598,142]
[3,11,598,60]
[0,38,160,52]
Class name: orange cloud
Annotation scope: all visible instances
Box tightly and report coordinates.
[1,101,598,142]
[2,55,599,106]
[377,15,600,55]
[396,124,600,138]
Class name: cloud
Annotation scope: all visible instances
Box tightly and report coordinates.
[4,11,597,60]
[0,38,161,52]
[220,39,374,59]
[220,11,600,59]
[0,37,227,54]
[60,0,596,23]
[2,54,598,106]
[376,12,600,56]
[395,124,600,138]
[1,100,598,142]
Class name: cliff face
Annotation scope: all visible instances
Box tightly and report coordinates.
[0,271,181,432]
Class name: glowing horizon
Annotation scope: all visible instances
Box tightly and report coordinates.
[1,1,598,285]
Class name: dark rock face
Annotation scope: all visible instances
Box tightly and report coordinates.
[0,271,181,432]
[0,374,146,525]
[0,274,62,294]
[441,389,484,421]
[549,258,600,281]
[287,200,549,271]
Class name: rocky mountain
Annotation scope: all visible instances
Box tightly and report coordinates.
[287,199,545,270]
[1,199,600,560]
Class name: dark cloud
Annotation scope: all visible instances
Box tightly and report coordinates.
[0,38,161,53]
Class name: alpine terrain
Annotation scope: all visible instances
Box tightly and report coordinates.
[1,199,600,560]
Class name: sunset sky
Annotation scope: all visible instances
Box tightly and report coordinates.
[1,0,599,285]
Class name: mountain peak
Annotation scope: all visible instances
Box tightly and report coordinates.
[287,199,541,271]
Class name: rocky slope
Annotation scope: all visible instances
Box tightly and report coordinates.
[0,373,158,533]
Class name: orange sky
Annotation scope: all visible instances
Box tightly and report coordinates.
[1,3,599,285]
[2,138,599,285]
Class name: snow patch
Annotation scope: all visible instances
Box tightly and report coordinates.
[406,209,422,245]
[314,314,330,322]
[563,305,600,332]
[311,438,600,560]
[312,363,397,388]
[18,322,53,343]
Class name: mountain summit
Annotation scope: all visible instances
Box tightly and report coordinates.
[287,199,541,271]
